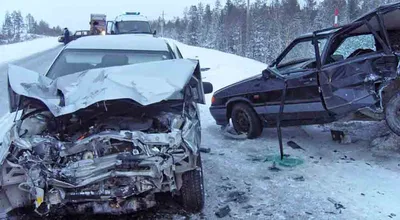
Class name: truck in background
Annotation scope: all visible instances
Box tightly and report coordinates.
[106,12,155,35]
[90,14,107,35]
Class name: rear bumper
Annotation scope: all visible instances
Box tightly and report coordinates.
[209,106,228,126]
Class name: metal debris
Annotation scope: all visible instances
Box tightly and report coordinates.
[215,205,231,218]
[287,141,305,151]
[327,197,346,213]
[293,175,305,182]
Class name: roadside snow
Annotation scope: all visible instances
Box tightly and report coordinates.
[0,37,60,65]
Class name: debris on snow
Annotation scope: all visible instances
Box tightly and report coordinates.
[200,147,211,153]
[331,130,345,142]
[268,162,281,172]
[388,213,396,218]
[226,191,249,204]
[221,125,247,140]
[292,175,305,182]
[215,205,231,218]
[287,141,305,151]
[327,197,346,213]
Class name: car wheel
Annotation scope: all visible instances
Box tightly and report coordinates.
[231,103,263,139]
[180,154,204,213]
[385,93,400,136]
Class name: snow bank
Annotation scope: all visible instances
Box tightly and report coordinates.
[0,37,60,65]
[171,39,268,105]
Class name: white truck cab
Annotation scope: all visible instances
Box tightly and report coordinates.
[107,12,155,35]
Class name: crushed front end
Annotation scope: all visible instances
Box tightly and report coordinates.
[0,98,202,216]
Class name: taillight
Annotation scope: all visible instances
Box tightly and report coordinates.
[211,96,216,104]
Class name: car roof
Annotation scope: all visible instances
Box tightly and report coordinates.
[66,35,170,51]
[115,14,149,22]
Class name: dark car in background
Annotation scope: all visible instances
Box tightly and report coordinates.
[58,30,90,43]
[210,3,400,139]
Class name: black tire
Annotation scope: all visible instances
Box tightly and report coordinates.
[385,93,400,136]
[180,154,204,213]
[231,103,263,139]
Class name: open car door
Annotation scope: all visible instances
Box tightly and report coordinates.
[319,15,398,116]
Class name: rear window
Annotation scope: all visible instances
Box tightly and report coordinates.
[47,49,173,79]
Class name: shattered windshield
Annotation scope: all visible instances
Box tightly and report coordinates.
[278,39,327,67]
[116,21,152,34]
[47,49,173,79]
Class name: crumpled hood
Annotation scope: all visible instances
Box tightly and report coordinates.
[8,59,198,117]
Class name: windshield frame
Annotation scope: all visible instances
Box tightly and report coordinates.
[271,35,330,71]
[46,48,173,79]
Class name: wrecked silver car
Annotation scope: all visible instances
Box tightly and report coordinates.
[0,35,213,217]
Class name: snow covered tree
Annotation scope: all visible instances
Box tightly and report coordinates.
[186,5,201,46]
[11,11,24,42]
[2,12,13,40]
[25,13,37,34]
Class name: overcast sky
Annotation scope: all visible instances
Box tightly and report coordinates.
[0,0,228,31]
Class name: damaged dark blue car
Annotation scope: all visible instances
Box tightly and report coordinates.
[210,3,400,139]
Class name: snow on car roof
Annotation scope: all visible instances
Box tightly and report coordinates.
[114,14,149,22]
[66,35,169,51]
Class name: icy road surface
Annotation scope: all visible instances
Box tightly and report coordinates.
[1,40,400,220]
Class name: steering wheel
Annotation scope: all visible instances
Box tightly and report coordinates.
[347,48,374,58]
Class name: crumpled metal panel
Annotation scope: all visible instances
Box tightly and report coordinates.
[7,59,199,117]
[320,54,398,115]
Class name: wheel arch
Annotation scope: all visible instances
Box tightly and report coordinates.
[381,78,400,107]
[226,97,253,120]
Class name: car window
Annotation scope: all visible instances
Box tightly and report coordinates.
[333,34,376,59]
[115,21,151,34]
[278,39,326,68]
[47,49,173,79]
[75,31,82,36]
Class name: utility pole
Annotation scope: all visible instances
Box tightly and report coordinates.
[161,11,165,37]
[246,0,250,45]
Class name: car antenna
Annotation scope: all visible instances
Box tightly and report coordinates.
[276,80,288,160]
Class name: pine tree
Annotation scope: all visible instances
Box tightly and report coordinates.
[186,5,200,46]
[11,11,24,42]
[2,12,13,41]
[25,13,36,33]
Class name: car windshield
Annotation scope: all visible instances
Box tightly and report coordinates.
[278,39,327,67]
[116,21,151,34]
[47,49,173,79]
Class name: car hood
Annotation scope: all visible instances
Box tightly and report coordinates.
[213,74,261,97]
[7,59,199,117]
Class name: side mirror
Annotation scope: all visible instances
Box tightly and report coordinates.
[153,30,157,36]
[262,69,272,79]
[203,82,213,94]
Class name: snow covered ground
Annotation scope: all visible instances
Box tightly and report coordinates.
[0,36,60,65]
[0,39,399,220]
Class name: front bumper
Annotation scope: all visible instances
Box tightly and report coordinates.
[209,106,228,126]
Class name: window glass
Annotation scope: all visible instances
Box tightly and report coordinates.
[334,34,376,59]
[279,39,326,67]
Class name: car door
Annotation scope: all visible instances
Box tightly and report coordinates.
[319,28,397,115]
[263,38,327,123]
